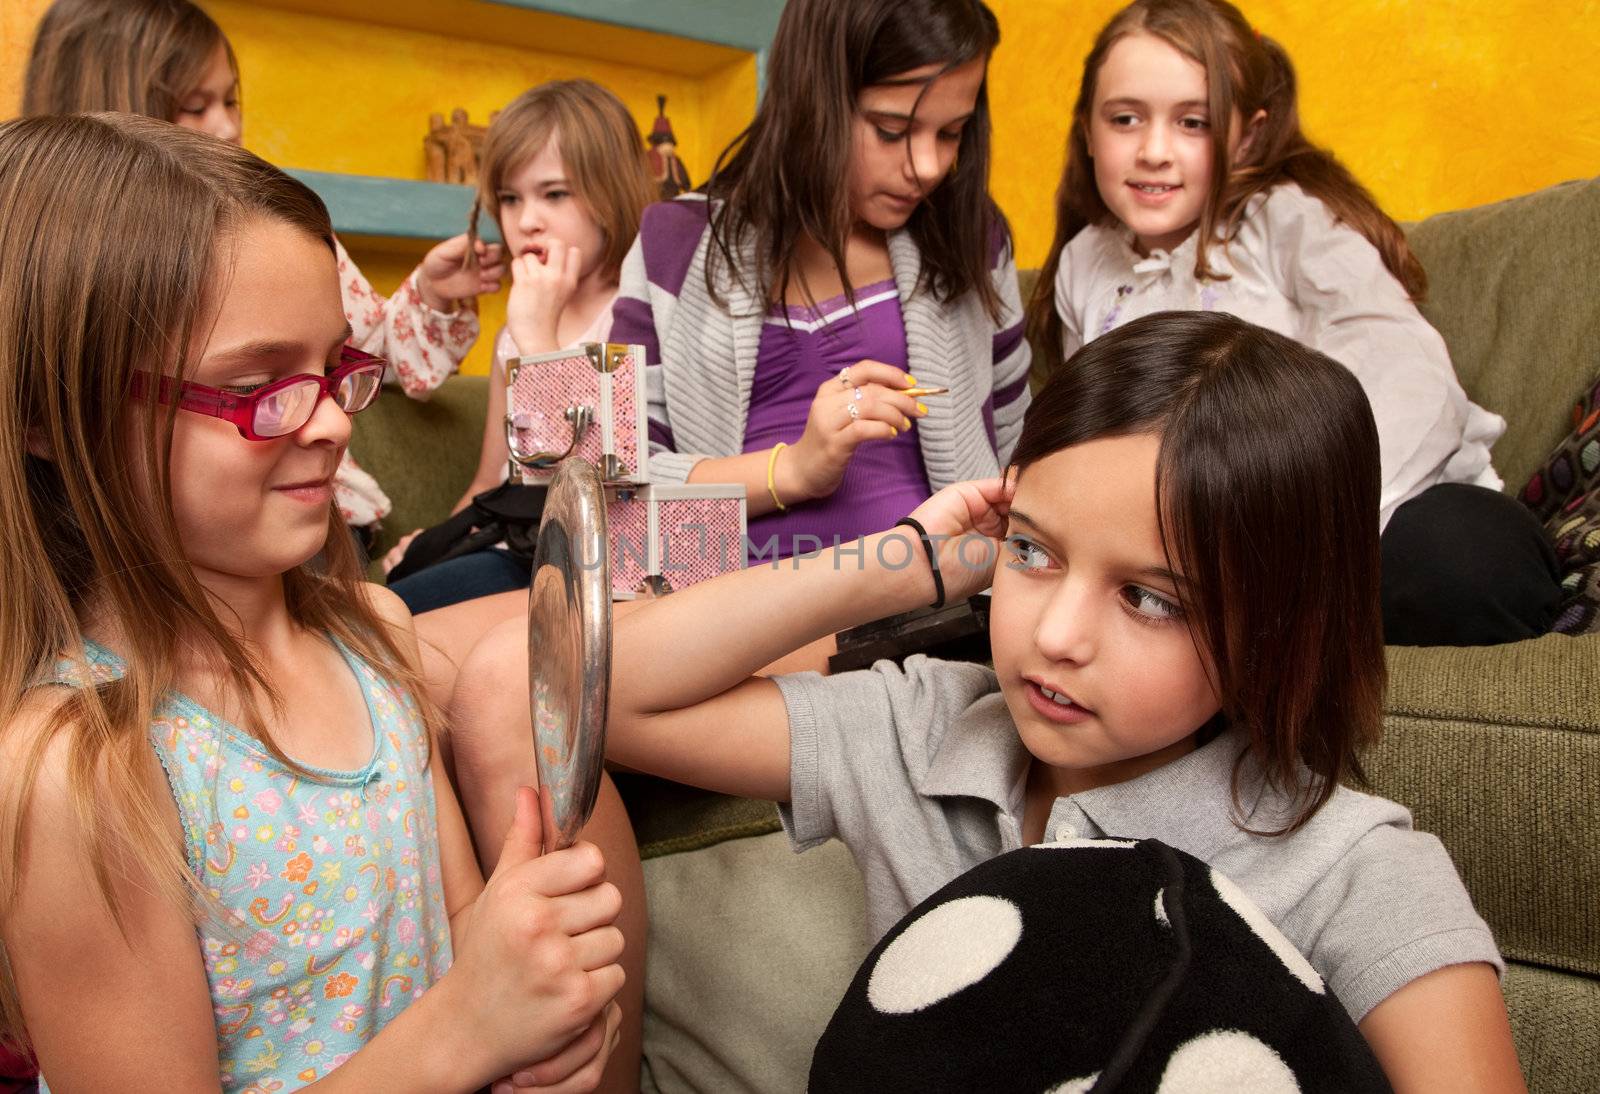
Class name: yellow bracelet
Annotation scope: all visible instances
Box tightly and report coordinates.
[767,442,788,511]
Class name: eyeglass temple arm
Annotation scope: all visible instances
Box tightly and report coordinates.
[128,372,243,415]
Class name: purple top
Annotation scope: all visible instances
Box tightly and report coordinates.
[610,195,1033,550]
[744,281,930,562]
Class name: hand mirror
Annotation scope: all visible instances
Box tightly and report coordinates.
[527,457,611,853]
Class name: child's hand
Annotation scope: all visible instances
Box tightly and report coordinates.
[417,234,506,311]
[904,477,1013,602]
[491,1001,622,1092]
[785,360,924,501]
[506,240,582,357]
[441,786,625,1085]
[380,529,422,576]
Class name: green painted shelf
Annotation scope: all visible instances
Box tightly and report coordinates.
[278,0,785,243]
[285,169,501,243]
[486,0,783,53]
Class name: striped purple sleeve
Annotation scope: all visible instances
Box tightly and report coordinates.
[619,198,712,465]
[639,197,711,298]
[648,416,676,450]
[611,295,659,368]
[987,211,1030,407]
[991,330,1030,409]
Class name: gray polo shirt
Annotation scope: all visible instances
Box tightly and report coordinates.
[774,655,1501,1022]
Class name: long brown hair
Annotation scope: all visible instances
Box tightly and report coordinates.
[704,0,1006,320]
[1026,0,1427,374]
[1012,310,1386,835]
[22,0,238,122]
[0,114,435,1047]
[467,80,655,283]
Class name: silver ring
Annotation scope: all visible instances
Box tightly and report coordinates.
[838,367,853,388]
[847,402,860,421]
[852,387,864,402]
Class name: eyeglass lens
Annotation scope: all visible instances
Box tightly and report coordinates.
[252,367,383,438]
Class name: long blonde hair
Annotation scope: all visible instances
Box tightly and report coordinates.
[468,80,655,282]
[0,114,435,1047]
[22,0,238,122]
[1026,0,1427,375]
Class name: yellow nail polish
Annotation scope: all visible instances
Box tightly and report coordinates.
[890,427,898,438]
[902,416,912,430]
[917,402,929,415]
[904,375,917,387]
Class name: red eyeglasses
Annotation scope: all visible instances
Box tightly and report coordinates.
[131,346,387,440]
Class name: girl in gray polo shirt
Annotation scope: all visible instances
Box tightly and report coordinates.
[602,310,1519,1088]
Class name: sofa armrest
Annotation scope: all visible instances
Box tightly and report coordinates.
[1366,634,1600,977]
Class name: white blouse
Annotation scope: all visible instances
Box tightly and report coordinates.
[333,238,479,527]
[1053,183,1504,528]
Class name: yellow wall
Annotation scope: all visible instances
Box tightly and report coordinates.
[203,1,749,188]
[0,0,754,377]
[988,0,1600,266]
[0,0,51,114]
[202,1,755,376]
[6,0,1597,313]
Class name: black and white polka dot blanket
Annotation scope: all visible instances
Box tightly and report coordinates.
[811,838,1391,1093]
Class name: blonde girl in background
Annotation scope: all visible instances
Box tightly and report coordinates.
[22,0,506,539]
[1026,0,1561,649]
[384,79,655,617]
[0,113,642,1094]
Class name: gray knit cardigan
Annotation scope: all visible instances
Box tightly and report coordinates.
[610,193,1033,490]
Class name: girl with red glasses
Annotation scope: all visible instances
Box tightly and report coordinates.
[22,0,506,540]
[0,114,642,1094]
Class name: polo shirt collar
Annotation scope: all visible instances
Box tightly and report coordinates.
[918,690,1031,814]
[920,699,1291,857]
[1069,729,1291,858]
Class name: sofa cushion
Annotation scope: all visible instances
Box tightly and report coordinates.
[1503,963,1600,1092]
[1407,176,1600,490]
[639,833,867,1094]
[1369,635,1600,978]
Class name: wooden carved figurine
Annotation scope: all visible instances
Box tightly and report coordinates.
[646,95,691,201]
[425,108,492,186]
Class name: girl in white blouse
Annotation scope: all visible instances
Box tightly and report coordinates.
[1027,0,1560,647]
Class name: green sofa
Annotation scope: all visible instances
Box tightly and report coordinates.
[351,177,1600,1092]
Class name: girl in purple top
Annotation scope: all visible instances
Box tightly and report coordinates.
[610,0,1032,562]
[434,3,1032,1057]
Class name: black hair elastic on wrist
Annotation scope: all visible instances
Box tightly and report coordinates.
[894,516,945,611]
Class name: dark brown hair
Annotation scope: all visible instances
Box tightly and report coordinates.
[22,0,238,123]
[704,0,1006,320]
[1012,310,1386,834]
[468,80,655,283]
[1026,0,1427,375]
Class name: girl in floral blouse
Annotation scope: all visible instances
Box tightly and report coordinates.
[22,0,507,533]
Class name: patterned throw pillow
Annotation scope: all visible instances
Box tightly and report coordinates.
[812,838,1390,1093]
[1521,371,1600,635]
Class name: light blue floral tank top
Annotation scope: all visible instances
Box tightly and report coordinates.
[42,639,453,1093]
